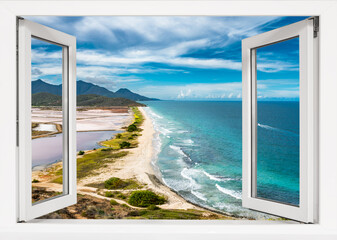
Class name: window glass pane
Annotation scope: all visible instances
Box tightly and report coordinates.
[31,38,64,203]
[256,37,300,206]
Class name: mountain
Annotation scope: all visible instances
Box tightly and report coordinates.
[32,79,62,95]
[32,79,159,101]
[32,92,146,107]
[114,88,159,101]
[76,80,115,97]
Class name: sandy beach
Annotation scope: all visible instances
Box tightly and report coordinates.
[77,107,203,210]
[32,106,225,216]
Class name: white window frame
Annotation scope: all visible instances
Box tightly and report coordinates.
[0,1,337,239]
[17,19,77,221]
[242,18,319,223]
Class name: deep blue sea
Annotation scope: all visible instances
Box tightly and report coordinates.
[143,101,299,219]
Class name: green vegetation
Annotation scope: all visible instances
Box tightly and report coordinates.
[31,92,62,106]
[101,107,143,150]
[128,190,166,207]
[105,191,114,198]
[76,149,128,179]
[32,92,146,107]
[101,147,113,151]
[110,199,119,206]
[119,141,131,149]
[116,192,127,200]
[126,209,208,220]
[51,148,128,181]
[88,177,143,191]
[127,124,138,132]
[78,150,85,155]
[52,176,63,184]
[121,203,131,209]
[147,205,160,210]
[100,177,142,190]
[104,177,128,189]
[39,192,228,220]
[32,179,40,183]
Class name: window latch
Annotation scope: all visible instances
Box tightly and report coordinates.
[309,16,319,38]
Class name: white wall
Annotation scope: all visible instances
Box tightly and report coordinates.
[0,1,337,239]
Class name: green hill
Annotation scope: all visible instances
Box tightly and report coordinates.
[31,92,62,106]
[32,92,146,107]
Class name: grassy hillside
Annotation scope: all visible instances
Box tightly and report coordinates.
[32,92,146,107]
[31,92,62,106]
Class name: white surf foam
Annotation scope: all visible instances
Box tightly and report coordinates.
[215,184,241,200]
[191,190,207,201]
[258,123,299,136]
[182,139,194,145]
[203,170,225,182]
[170,145,192,162]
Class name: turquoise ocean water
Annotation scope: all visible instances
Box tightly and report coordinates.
[143,101,299,219]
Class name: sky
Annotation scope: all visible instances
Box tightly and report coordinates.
[28,16,307,100]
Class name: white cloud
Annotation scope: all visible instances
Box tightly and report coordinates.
[137,82,242,100]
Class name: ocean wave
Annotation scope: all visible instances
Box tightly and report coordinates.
[149,111,163,119]
[159,127,172,136]
[191,190,207,201]
[182,139,194,145]
[203,170,228,182]
[176,130,189,134]
[258,123,299,136]
[170,145,193,162]
[180,168,196,184]
[215,184,241,200]
[180,168,204,191]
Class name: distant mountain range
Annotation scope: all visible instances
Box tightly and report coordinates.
[32,79,159,101]
[32,92,146,107]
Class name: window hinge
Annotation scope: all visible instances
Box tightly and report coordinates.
[309,16,319,38]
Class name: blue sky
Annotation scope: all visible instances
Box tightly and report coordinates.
[28,16,306,100]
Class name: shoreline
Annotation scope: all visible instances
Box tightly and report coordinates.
[77,107,213,211]
[139,107,245,219]
[32,106,242,219]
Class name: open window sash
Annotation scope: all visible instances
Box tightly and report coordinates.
[18,19,77,221]
[241,18,318,223]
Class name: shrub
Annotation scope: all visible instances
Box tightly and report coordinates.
[93,148,96,151]
[128,211,140,217]
[128,190,166,207]
[116,133,122,139]
[147,205,160,210]
[104,177,128,190]
[128,136,133,140]
[84,206,97,218]
[121,203,131,209]
[32,179,39,183]
[78,150,85,155]
[119,141,131,149]
[101,147,113,152]
[105,191,114,198]
[116,193,127,199]
[127,124,138,132]
[110,199,119,206]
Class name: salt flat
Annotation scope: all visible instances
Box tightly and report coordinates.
[32,108,133,131]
